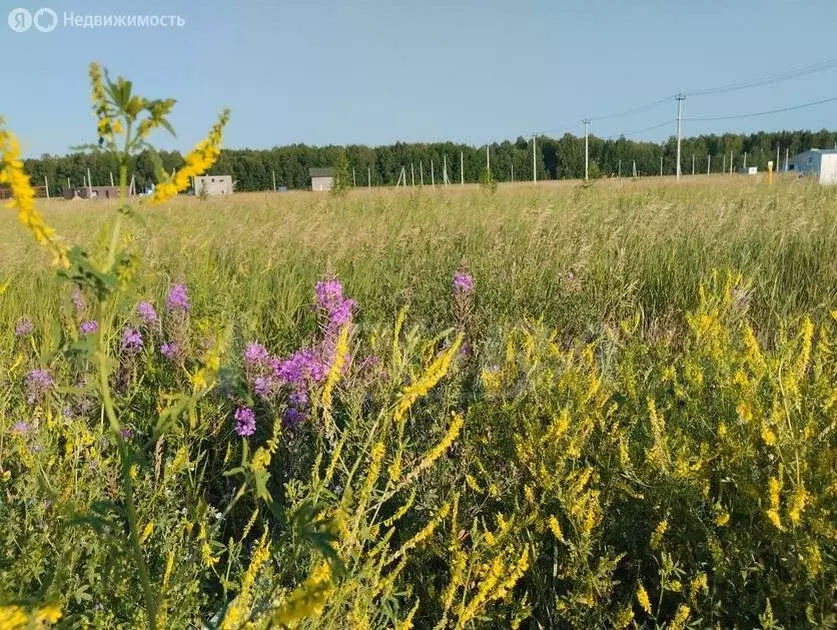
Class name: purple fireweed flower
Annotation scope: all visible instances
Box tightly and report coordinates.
[121,328,143,355]
[71,287,86,314]
[234,406,256,437]
[25,369,54,404]
[274,348,326,386]
[244,343,269,365]
[137,301,159,325]
[14,318,33,337]
[253,375,276,398]
[283,406,304,427]
[160,342,179,360]
[11,420,30,434]
[166,283,190,313]
[79,320,99,335]
[288,389,308,409]
[453,272,474,294]
[314,278,345,311]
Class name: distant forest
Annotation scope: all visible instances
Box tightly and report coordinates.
[22,129,837,193]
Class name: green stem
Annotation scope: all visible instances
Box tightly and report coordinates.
[96,347,158,629]
[95,120,158,629]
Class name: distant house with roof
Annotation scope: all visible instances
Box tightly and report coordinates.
[309,167,335,192]
[787,149,837,185]
[194,175,233,196]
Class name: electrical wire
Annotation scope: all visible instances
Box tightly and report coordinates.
[686,96,837,122]
[688,58,837,97]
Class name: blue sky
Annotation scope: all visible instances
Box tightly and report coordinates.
[1,0,836,157]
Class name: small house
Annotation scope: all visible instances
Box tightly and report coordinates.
[737,167,758,175]
[194,175,233,196]
[63,185,121,200]
[309,167,335,192]
[787,149,837,185]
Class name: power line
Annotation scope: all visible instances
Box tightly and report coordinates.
[688,58,837,97]
[686,95,837,122]
[588,95,674,123]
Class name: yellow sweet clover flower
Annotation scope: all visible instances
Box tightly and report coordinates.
[713,510,730,527]
[223,531,271,629]
[761,425,777,446]
[689,573,708,601]
[669,604,691,630]
[650,519,668,550]
[547,515,563,542]
[152,108,231,204]
[139,521,154,545]
[804,542,823,577]
[787,487,808,526]
[0,122,68,267]
[393,334,462,424]
[766,472,784,531]
[614,605,634,629]
[272,562,332,626]
[636,582,652,615]
[321,325,351,428]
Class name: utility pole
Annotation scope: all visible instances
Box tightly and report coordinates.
[411,163,415,187]
[532,134,537,183]
[675,93,685,181]
[431,160,435,186]
[44,176,49,199]
[443,155,450,186]
[460,152,464,187]
[618,159,621,178]
[691,154,695,176]
[729,151,733,174]
[707,155,711,175]
[511,163,514,182]
[583,119,590,181]
[272,170,277,191]
[110,172,115,187]
[743,152,748,169]
[87,167,92,196]
[632,160,637,178]
[352,167,356,187]
[420,162,424,186]
[784,148,789,172]
[660,155,664,177]
[486,145,490,174]
[776,145,780,172]
[368,167,371,187]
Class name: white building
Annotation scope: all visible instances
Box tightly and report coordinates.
[309,167,335,192]
[738,166,758,175]
[787,149,837,185]
[194,175,233,196]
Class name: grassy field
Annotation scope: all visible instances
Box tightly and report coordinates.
[1,175,835,628]
[3,175,835,340]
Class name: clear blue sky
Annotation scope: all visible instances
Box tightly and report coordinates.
[2,0,836,157]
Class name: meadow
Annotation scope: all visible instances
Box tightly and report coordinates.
[1,171,835,628]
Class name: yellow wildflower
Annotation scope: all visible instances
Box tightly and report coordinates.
[761,425,777,446]
[713,510,730,527]
[669,604,691,630]
[636,582,652,615]
[547,515,563,542]
[223,531,271,629]
[152,109,230,203]
[393,334,462,424]
[787,487,808,526]
[139,521,154,544]
[689,573,708,601]
[650,519,668,550]
[321,324,351,427]
[0,122,67,267]
[272,562,332,626]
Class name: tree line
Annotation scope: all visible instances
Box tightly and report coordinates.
[22,129,837,194]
